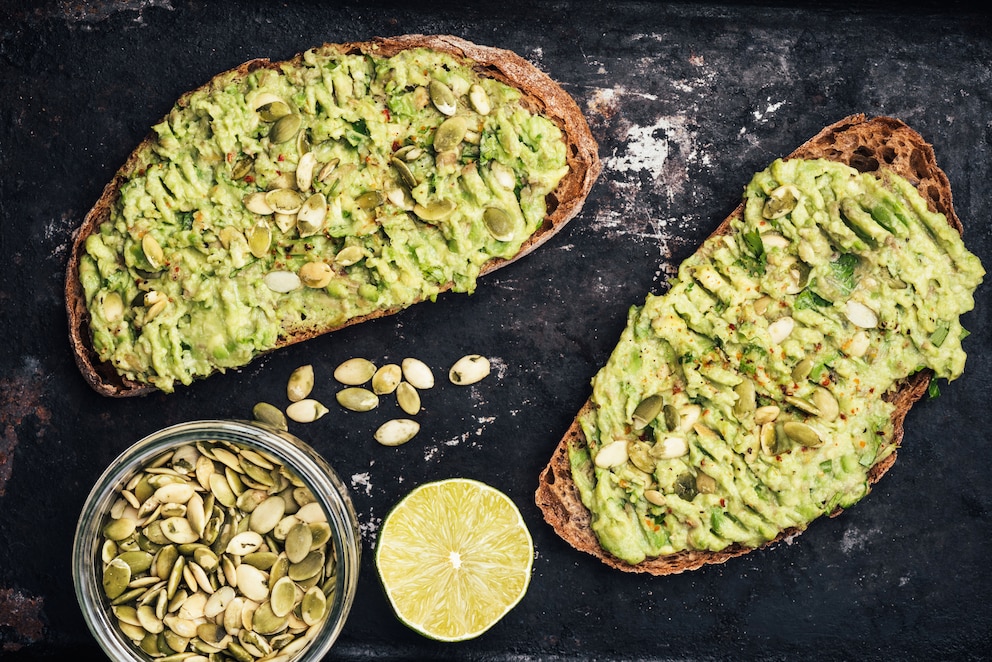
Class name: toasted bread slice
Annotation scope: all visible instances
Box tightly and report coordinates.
[66,34,601,396]
[535,114,972,574]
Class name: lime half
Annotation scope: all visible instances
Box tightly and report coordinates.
[374,478,534,641]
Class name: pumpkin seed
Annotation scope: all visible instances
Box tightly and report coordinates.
[413,198,456,222]
[142,234,165,270]
[252,402,288,431]
[335,387,379,412]
[434,115,468,152]
[428,79,457,115]
[401,358,435,389]
[296,151,317,193]
[391,157,418,188]
[102,291,124,322]
[246,221,271,259]
[783,421,823,447]
[285,522,314,564]
[374,419,420,447]
[655,436,689,459]
[297,193,328,237]
[844,300,878,329]
[243,191,274,215]
[762,184,801,219]
[733,379,756,418]
[333,358,377,385]
[285,399,329,424]
[270,114,301,144]
[232,154,254,180]
[371,364,402,395]
[334,245,364,267]
[395,382,421,415]
[483,207,516,241]
[468,83,491,115]
[632,395,663,431]
[448,354,490,386]
[813,387,840,422]
[298,261,332,289]
[768,316,795,344]
[753,405,781,426]
[256,99,291,122]
[263,270,302,293]
[489,161,515,190]
[96,437,337,656]
[286,365,315,403]
[103,558,132,599]
[356,190,384,211]
[594,440,629,468]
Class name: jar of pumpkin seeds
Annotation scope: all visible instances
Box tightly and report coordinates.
[72,420,360,661]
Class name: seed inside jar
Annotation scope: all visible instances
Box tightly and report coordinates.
[96,440,336,659]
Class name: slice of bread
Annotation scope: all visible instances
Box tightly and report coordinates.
[65,34,601,397]
[535,114,965,575]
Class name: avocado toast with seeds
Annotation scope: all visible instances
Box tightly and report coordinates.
[535,115,984,574]
[66,34,600,396]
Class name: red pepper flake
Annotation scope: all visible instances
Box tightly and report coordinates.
[226,152,234,163]
[244,175,255,184]
[383,107,391,122]
[278,154,285,162]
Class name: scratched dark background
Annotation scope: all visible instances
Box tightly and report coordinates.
[1,0,990,659]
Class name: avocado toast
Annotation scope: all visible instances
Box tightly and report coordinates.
[535,115,984,574]
[66,35,600,396]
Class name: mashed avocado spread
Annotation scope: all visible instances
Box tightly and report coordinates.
[571,158,984,565]
[79,46,569,392]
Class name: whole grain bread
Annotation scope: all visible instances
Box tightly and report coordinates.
[65,34,601,397]
[535,114,960,575]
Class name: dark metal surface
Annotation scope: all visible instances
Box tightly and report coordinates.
[1,1,990,659]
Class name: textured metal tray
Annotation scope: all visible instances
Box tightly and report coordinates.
[1,1,989,659]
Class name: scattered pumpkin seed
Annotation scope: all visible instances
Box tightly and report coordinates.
[373,418,421,447]
[448,354,490,386]
[252,402,288,431]
[395,382,421,415]
[335,387,379,412]
[285,399,329,424]
[371,364,402,395]
[333,358,377,385]
[286,365,315,403]
[401,358,435,390]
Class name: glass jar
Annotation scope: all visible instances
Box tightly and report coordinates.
[73,419,360,661]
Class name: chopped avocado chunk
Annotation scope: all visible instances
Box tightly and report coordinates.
[573,158,984,565]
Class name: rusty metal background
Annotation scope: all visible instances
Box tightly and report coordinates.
[1,1,990,659]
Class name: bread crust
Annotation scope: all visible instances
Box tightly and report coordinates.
[535,114,958,575]
[65,35,601,397]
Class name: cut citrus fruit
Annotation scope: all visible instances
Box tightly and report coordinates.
[374,478,534,642]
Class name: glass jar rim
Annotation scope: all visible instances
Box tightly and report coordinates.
[72,419,360,661]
